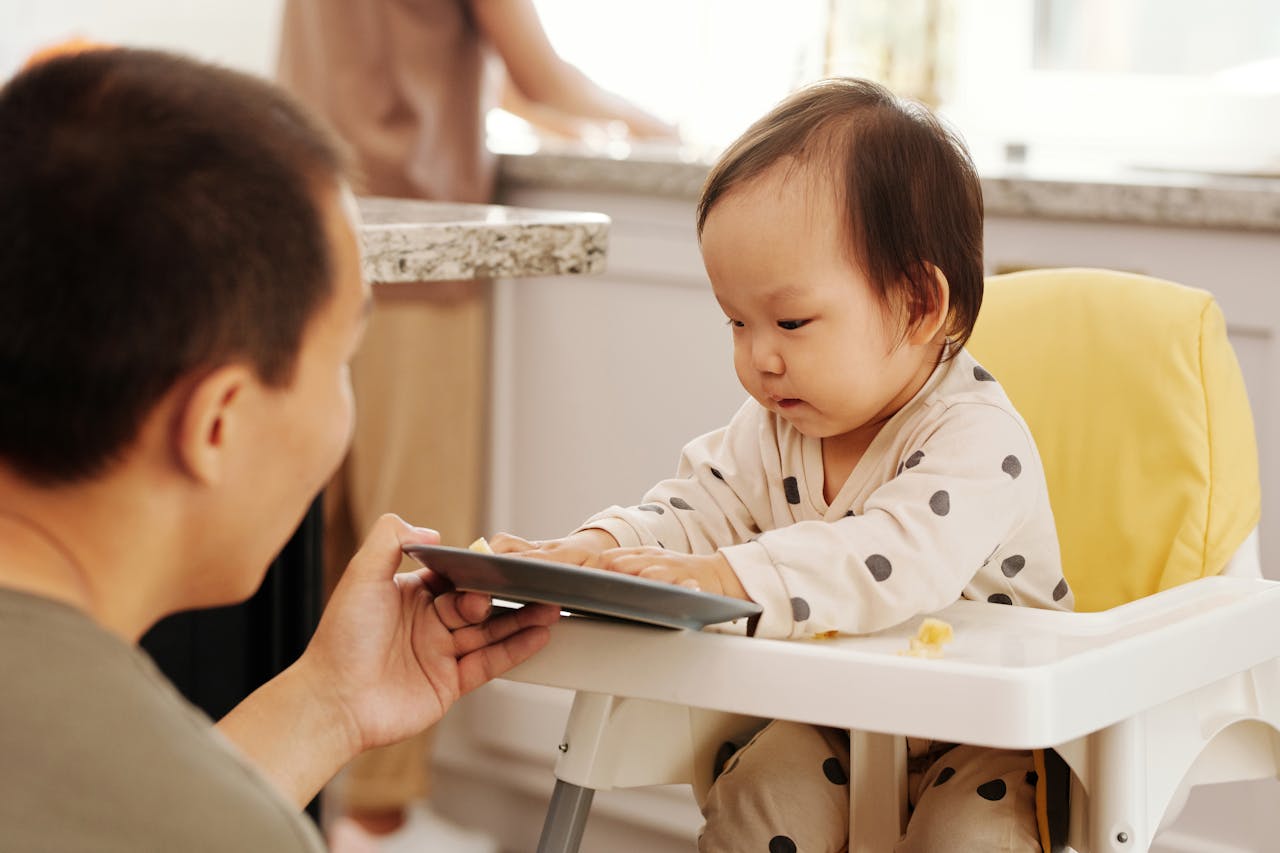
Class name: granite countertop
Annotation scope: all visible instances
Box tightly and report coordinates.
[357,196,609,283]
[497,148,1280,233]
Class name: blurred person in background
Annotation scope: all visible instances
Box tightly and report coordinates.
[276,1,676,850]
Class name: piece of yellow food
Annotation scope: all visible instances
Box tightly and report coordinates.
[468,536,494,554]
[810,629,841,640]
[899,617,954,658]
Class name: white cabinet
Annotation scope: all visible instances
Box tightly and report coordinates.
[433,185,1280,853]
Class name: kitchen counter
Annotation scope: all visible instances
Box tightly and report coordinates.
[357,196,609,283]
[497,148,1280,233]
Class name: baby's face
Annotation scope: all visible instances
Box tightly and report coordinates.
[700,161,939,451]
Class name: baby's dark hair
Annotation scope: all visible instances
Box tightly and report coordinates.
[697,78,983,353]
[0,48,350,485]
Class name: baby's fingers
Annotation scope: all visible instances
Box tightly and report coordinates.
[597,554,646,576]
[601,553,688,588]
[634,564,692,587]
[598,546,665,573]
[489,532,537,554]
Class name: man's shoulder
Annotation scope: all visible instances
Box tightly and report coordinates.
[0,588,323,852]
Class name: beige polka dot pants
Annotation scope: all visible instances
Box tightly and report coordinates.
[699,721,1042,853]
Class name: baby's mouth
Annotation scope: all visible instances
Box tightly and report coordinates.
[774,397,802,409]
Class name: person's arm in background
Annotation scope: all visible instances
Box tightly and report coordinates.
[471,0,679,140]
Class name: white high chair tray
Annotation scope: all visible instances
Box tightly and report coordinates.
[404,544,762,630]
[505,576,1280,750]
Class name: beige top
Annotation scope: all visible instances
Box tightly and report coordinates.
[0,588,324,852]
[277,0,498,202]
[583,348,1074,639]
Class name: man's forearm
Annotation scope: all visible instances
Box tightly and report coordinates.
[215,656,361,809]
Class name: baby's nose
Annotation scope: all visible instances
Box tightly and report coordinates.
[752,348,785,375]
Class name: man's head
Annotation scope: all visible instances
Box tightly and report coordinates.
[0,49,369,616]
[0,47,351,484]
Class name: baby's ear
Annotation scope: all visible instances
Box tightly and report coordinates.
[907,263,950,345]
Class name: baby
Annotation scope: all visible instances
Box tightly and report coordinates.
[494,78,1073,852]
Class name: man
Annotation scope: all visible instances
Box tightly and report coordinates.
[0,47,557,850]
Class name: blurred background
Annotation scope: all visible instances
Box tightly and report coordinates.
[5,0,1278,171]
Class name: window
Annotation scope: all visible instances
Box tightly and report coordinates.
[6,0,1276,173]
[946,0,1280,172]
[531,0,1280,172]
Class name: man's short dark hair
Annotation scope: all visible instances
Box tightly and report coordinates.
[0,48,349,485]
[697,78,984,356]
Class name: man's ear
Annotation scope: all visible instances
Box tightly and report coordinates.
[175,364,255,486]
[908,263,951,346]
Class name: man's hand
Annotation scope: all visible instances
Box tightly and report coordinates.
[219,514,559,808]
[489,528,619,568]
[305,514,560,753]
[597,547,750,601]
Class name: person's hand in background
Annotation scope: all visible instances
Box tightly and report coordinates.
[476,0,681,144]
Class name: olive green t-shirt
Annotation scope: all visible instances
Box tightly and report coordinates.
[0,588,326,852]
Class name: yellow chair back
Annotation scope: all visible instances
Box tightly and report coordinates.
[967,268,1259,611]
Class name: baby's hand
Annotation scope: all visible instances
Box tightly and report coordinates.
[489,529,619,568]
[598,548,750,600]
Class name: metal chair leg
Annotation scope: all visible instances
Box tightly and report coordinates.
[537,780,595,853]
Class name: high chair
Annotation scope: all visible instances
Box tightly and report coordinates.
[505,268,1278,852]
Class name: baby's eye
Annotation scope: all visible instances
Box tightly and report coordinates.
[777,319,810,330]
[725,318,745,328]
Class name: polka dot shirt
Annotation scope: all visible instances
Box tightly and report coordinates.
[580,347,1073,638]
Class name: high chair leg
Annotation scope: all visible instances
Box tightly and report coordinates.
[848,730,908,852]
[537,780,594,853]
[1086,718,1151,852]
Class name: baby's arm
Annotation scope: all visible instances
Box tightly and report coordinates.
[575,400,773,556]
[727,404,1051,638]
[493,402,771,578]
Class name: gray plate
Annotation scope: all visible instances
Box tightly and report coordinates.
[403,544,761,631]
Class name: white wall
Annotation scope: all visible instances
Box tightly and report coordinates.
[1,0,284,80]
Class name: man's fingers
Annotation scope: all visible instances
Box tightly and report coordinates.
[454,591,493,625]
[443,603,559,695]
[426,594,558,654]
[449,603,560,657]
[395,566,453,597]
[429,590,494,631]
[455,625,553,696]
[346,513,439,586]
